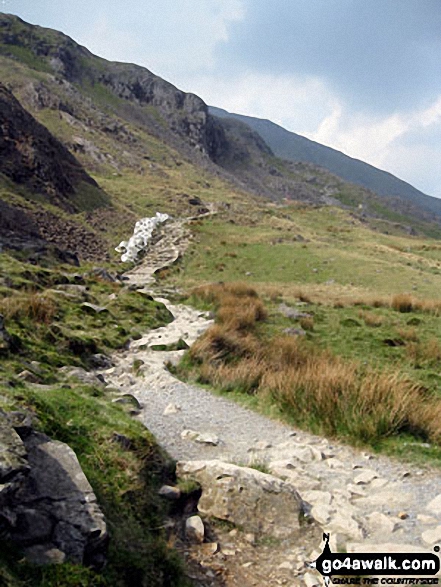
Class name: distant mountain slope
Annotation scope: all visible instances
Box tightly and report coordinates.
[2,13,441,239]
[209,106,441,218]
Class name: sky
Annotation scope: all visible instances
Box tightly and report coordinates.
[4,0,441,198]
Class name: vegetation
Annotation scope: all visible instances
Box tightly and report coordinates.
[174,282,441,460]
[0,253,189,587]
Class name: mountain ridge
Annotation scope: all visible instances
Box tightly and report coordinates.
[209,105,441,218]
[2,13,441,242]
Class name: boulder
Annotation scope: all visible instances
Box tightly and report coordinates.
[58,366,105,387]
[176,460,305,539]
[0,413,107,568]
[81,302,109,314]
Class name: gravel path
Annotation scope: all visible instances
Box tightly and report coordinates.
[100,216,441,585]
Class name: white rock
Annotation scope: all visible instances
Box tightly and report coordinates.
[367,512,398,535]
[418,514,437,524]
[158,485,181,500]
[427,494,441,515]
[422,526,441,545]
[195,433,220,446]
[163,403,180,415]
[370,478,389,489]
[185,515,205,543]
[301,490,332,506]
[181,429,200,441]
[354,469,379,485]
[252,440,273,451]
[326,512,363,540]
[311,504,334,525]
[326,457,345,469]
[347,484,366,498]
[304,571,321,587]
[177,459,303,539]
[116,213,169,263]
[278,561,294,570]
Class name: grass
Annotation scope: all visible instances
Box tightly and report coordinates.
[0,251,190,587]
[174,282,441,459]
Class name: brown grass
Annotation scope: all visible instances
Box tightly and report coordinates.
[0,292,57,324]
[391,294,414,313]
[186,281,441,444]
[299,316,314,331]
[357,310,385,327]
[396,327,419,342]
[406,338,441,366]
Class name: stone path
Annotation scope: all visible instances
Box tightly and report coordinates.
[98,216,441,586]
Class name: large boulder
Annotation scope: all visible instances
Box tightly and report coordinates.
[176,460,305,539]
[0,412,107,568]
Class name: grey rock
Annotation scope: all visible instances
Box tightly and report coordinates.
[89,354,113,369]
[177,460,305,539]
[0,414,29,483]
[23,544,66,565]
[17,370,41,384]
[58,367,104,387]
[0,314,11,353]
[81,302,109,314]
[90,267,117,282]
[278,304,312,320]
[283,327,306,336]
[112,394,142,410]
[158,485,181,501]
[0,421,107,569]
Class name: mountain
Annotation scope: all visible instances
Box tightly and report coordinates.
[209,106,441,219]
[2,12,441,245]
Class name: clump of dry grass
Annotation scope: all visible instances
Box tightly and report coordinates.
[299,316,314,331]
[186,281,441,444]
[357,310,385,327]
[406,338,441,366]
[391,294,414,313]
[396,327,419,342]
[0,292,57,325]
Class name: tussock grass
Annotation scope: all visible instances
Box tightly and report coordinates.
[0,292,57,324]
[406,338,441,366]
[357,310,385,328]
[392,293,414,313]
[182,282,441,446]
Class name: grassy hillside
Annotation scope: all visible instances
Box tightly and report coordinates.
[0,252,193,587]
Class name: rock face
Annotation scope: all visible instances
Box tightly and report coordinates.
[176,460,305,539]
[0,411,108,568]
[0,82,108,213]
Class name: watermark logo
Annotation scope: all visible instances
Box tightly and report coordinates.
[308,533,440,586]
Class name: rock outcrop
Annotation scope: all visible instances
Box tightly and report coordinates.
[177,460,305,539]
[0,82,108,213]
[0,411,108,568]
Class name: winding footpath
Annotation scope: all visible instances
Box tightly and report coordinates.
[100,217,441,587]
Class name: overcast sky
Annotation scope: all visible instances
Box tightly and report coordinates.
[5,0,441,198]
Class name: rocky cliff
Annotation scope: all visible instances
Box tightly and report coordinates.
[0,82,108,212]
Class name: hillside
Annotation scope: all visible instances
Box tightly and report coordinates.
[2,13,441,241]
[4,11,441,587]
[210,105,441,219]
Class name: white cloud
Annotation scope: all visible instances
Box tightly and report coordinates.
[76,0,245,82]
[183,71,337,134]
